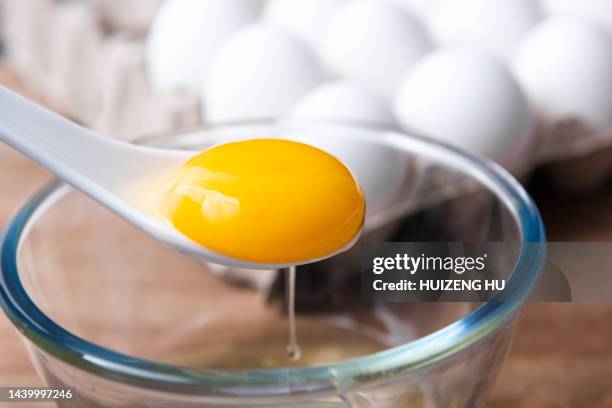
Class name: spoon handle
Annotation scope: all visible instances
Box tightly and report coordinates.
[0,86,186,192]
[0,86,116,181]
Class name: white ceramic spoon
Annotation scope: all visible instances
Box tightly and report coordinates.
[0,86,360,269]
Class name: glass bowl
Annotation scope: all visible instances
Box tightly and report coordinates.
[0,121,546,407]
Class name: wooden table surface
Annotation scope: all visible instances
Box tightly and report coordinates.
[1,66,612,407]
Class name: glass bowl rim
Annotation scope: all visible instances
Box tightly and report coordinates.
[0,121,546,398]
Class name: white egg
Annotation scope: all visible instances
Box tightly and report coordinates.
[292,81,395,126]
[387,0,443,22]
[542,0,612,34]
[429,0,542,62]
[513,17,612,130]
[321,0,432,100]
[204,24,325,123]
[394,48,534,166]
[146,0,258,93]
[263,0,346,51]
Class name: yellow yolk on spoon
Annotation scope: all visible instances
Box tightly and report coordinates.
[160,139,365,264]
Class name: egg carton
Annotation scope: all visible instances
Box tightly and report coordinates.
[0,0,201,140]
[2,0,612,194]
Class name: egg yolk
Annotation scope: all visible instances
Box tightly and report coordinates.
[160,139,365,264]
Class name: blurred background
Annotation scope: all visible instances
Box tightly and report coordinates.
[1,0,612,406]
